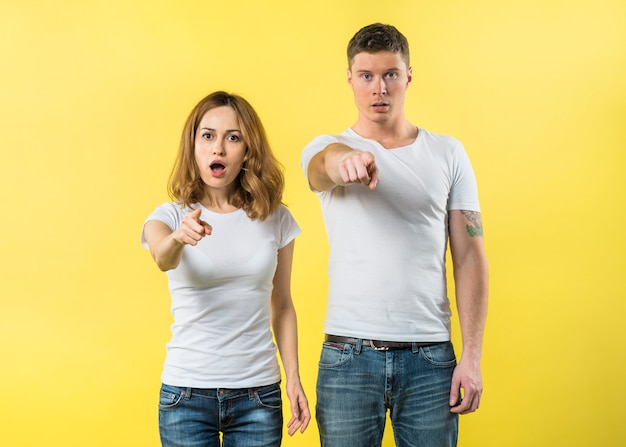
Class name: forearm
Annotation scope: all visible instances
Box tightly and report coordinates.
[454,257,488,362]
[273,299,311,435]
[143,220,186,271]
[151,234,185,271]
[271,302,302,383]
[308,143,355,191]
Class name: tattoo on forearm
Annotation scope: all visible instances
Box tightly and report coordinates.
[461,210,484,237]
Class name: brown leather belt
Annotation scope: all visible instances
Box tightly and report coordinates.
[325,334,445,351]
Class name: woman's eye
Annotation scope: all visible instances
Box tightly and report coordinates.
[202,133,213,139]
[227,135,240,142]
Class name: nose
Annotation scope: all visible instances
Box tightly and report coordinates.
[212,138,225,155]
[374,77,387,95]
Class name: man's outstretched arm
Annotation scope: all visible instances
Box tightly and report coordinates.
[307,143,379,191]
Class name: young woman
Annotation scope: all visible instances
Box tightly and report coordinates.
[142,91,310,446]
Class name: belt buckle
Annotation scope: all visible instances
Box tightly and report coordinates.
[369,340,389,351]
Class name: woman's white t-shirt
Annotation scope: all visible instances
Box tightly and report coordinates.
[142,203,300,388]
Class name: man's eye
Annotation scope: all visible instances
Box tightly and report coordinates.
[386,72,398,79]
[362,74,372,80]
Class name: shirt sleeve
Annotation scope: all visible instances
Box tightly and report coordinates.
[276,205,302,249]
[447,141,481,212]
[140,202,185,249]
[300,134,340,185]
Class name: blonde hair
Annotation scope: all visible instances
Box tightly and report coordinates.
[168,91,284,220]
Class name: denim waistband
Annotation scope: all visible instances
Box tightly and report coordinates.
[165,382,280,400]
[325,334,447,351]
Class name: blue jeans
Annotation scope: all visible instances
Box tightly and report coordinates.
[316,340,459,447]
[158,382,283,447]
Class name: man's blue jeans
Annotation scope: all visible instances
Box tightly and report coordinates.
[316,339,459,447]
[158,382,283,447]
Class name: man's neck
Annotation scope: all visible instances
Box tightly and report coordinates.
[352,117,418,149]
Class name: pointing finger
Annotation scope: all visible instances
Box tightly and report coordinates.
[200,221,212,236]
[189,207,203,221]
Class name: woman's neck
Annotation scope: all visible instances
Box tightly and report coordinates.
[199,192,239,214]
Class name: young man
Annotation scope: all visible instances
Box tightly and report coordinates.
[301,23,488,447]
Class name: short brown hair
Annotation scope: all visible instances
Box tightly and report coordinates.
[168,91,284,221]
[347,23,410,68]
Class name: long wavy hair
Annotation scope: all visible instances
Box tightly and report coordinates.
[168,91,284,221]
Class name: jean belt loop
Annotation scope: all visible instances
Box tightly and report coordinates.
[411,342,420,353]
[184,388,192,400]
[355,338,363,354]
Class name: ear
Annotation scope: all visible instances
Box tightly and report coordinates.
[347,68,353,85]
[407,66,413,85]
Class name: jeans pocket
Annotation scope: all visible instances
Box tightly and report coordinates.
[419,342,457,368]
[254,384,282,410]
[318,341,353,369]
[159,384,185,410]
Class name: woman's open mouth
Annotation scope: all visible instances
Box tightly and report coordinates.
[210,162,226,176]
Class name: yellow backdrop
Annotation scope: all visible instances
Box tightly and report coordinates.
[1,0,624,446]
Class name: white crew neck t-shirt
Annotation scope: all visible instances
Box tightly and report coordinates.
[142,203,300,388]
[301,127,480,342]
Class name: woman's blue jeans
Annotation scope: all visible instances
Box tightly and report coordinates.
[158,382,283,447]
[316,339,459,447]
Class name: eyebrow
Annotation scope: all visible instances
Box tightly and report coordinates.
[199,127,241,133]
[355,67,401,73]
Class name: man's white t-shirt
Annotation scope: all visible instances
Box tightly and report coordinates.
[301,128,480,342]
